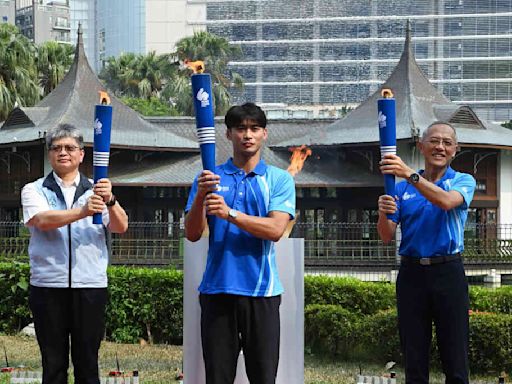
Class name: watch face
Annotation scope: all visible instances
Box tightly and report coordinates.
[228,209,238,218]
[410,173,420,183]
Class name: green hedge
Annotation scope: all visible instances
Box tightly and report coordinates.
[0,263,183,344]
[1,262,512,372]
[305,275,395,315]
[106,266,183,344]
[470,285,512,314]
[305,304,512,373]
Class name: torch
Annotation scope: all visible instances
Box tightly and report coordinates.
[377,88,396,200]
[186,60,216,171]
[93,91,112,225]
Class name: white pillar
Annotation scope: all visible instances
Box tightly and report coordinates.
[498,149,512,226]
[183,238,304,384]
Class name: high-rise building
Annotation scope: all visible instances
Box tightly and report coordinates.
[69,0,96,66]
[0,0,15,24]
[197,0,512,122]
[74,0,205,72]
[15,0,70,44]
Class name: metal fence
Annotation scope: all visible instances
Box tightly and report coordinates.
[1,221,512,271]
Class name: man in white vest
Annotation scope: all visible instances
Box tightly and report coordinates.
[21,124,128,384]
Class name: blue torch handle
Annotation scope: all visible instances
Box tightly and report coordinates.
[191,73,216,172]
[93,105,113,225]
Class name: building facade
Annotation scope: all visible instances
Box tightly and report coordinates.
[69,0,205,71]
[15,0,70,44]
[0,0,15,24]
[194,0,512,122]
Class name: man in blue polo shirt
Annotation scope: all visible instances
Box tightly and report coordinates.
[185,102,295,384]
[377,121,475,384]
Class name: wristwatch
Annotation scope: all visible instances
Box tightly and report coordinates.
[105,194,117,207]
[408,173,420,184]
[228,208,238,220]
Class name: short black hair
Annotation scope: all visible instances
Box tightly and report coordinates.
[225,102,267,129]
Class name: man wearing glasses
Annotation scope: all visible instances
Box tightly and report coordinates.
[377,121,476,384]
[21,124,128,384]
[185,103,295,383]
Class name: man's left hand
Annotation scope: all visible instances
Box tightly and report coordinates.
[205,193,230,220]
[93,178,113,203]
[379,154,415,179]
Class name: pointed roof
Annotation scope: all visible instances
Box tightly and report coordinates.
[0,25,198,150]
[274,21,512,149]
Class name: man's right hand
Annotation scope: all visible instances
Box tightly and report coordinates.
[81,194,106,217]
[378,194,397,215]
[196,170,220,200]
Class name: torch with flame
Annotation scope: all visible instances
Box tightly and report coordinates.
[93,91,113,224]
[188,59,216,172]
[378,88,397,213]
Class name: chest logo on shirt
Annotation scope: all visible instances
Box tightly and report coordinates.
[403,191,416,201]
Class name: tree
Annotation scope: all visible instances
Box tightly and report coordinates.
[502,120,512,130]
[121,96,179,116]
[37,41,74,96]
[99,51,172,99]
[167,31,244,116]
[0,24,39,121]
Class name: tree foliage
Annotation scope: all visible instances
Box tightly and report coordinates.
[169,30,244,116]
[99,31,244,116]
[36,41,74,96]
[0,24,39,121]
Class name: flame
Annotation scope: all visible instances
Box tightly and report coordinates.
[99,91,110,105]
[381,88,394,98]
[287,145,312,177]
[184,59,205,74]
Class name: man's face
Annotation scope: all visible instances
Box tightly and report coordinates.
[48,137,84,175]
[419,124,458,168]
[226,118,268,158]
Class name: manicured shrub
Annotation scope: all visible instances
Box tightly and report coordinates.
[304,304,359,357]
[469,312,512,373]
[470,286,512,314]
[304,275,395,315]
[0,262,31,333]
[106,266,183,344]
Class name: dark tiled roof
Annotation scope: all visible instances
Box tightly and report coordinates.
[0,28,197,151]
[111,119,381,187]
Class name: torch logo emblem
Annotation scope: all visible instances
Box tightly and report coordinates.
[378,111,387,128]
[94,118,103,135]
[196,88,210,107]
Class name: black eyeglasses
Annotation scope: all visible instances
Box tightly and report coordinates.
[49,145,82,153]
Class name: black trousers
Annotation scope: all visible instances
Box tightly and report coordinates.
[396,258,469,384]
[29,286,108,384]
[200,293,281,384]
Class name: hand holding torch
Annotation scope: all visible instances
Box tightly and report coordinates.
[378,88,397,200]
[93,91,112,224]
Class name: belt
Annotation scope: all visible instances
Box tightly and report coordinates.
[400,253,461,266]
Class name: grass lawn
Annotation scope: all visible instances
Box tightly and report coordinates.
[0,335,499,383]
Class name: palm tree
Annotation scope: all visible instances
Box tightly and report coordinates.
[167,31,244,116]
[100,51,171,99]
[0,24,39,121]
[37,41,74,96]
[99,52,138,97]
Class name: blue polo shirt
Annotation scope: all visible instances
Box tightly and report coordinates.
[389,167,476,257]
[186,158,296,297]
